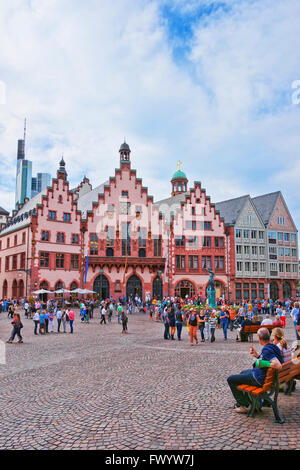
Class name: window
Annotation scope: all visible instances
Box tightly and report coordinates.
[122,191,128,198]
[292,249,297,257]
[7,238,10,248]
[236,245,242,254]
[71,254,79,269]
[236,285,242,300]
[279,263,284,273]
[286,264,291,273]
[215,237,224,248]
[277,232,283,241]
[188,236,198,248]
[106,227,114,247]
[58,195,63,203]
[259,283,265,299]
[122,223,131,256]
[269,246,277,254]
[107,204,115,213]
[42,231,49,241]
[14,235,17,246]
[154,236,162,256]
[245,262,250,272]
[175,255,181,269]
[202,236,211,247]
[251,230,257,239]
[247,215,252,224]
[49,211,56,220]
[268,232,276,240]
[278,216,285,225]
[252,262,258,272]
[63,213,71,223]
[237,261,243,272]
[235,229,241,238]
[57,232,65,244]
[243,284,250,300]
[292,264,298,273]
[285,248,290,257]
[189,255,198,269]
[278,247,284,257]
[138,227,146,248]
[284,233,289,242]
[259,231,264,240]
[259,246,265,256]
[72,234,79,244]
[185,221,197,230]
[204,221,211,230]
[260,262,266,272]
[215,256,224,270]
[12,255,17,270]
[252,246,257,255]
[90,233,98,255]
[22,232,26,244]
[175,236,185,247]
[244,246,250,255]
[5,256,9,271]
[56,253,64,268]
[40,252,49,267]
[20,252,25,269]
[191,207,195,215]
[291,233,296,243]
[243,230,249,239]
[202,256,211,269]
[180,255,185,269]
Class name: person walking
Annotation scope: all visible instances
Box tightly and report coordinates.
[175,308,184,341]
[33,310,40,335]
[44,310,49,334]
[204,307,210,341]
[61,310,67,333]
[168,307,176,340]
[56,308,62,332]
[121,311,128,334]
[68,309,75,333]
[163,307,170,340]
[48,310,55,333]
[220,306,230,341]
[117,303,123,324]
[198,309,206,342]
[100,305,107,325]
[209,310,217,343]
[187,309,199,346]
[7,313,23,344]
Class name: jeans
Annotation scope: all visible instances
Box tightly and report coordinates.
[227,369,261,407]
[69,320,74,333]
[210,327,215,342]
[100,315,106,324]
[57,318,62,332]
[9,327,22,342]
[205,322,210,340]
[176,322,183,340]
[199,325,205,341]
[164,323,170,339]
[34,321,39,335]
[221,320,229,339]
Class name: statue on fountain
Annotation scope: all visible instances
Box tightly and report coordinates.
[205,268,216,308]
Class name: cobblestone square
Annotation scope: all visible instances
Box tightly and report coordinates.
[0,311,299,450]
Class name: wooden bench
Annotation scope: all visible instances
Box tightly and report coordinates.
[237,357,300,423]
[244,324,275,341]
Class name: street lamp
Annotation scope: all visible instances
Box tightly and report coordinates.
[99,269,103,303]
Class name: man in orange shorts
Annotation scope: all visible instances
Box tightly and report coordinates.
[187,309,199,346]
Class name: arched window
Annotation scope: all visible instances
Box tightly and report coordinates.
[55,281,63,291]
[283,281,291,299]
[70,281,78,292]
[2,280,8,298]
[175,280,195,299]
[12,279,18,298]
[18,280,24,298]
[139,248,146,258]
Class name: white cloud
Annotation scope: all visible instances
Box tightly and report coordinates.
[0,0,299,235]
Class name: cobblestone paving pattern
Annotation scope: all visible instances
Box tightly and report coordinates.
[0,310,299,450]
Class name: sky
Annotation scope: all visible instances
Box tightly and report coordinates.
[0,0,300,232]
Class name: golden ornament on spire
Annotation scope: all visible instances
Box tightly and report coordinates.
[177,160,182,171]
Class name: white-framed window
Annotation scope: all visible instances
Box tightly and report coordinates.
[278,247,284,256]
[237,261,243,272]
[252,246,257,255]
[236,245,242,254]
[244,246,250,255]
[259,246,265,255]
[245,262,250,272]
[252,262,258,272]
[260,262,266,272]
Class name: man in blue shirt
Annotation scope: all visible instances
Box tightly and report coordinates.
[227,327,283,413]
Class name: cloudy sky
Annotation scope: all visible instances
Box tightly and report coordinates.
[0,0,300,229]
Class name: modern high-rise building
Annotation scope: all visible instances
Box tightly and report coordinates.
[31,173,51,198]
[15,138,32,209]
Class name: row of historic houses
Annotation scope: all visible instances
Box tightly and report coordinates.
[0,142,298,302]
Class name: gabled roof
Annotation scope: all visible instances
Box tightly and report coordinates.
[0,189,48,236]
[76,181,109,218]
[0,206,9,216]
[215,195,250,225]
[252,191,281,226]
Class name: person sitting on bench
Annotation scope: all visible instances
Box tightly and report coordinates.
[227,328,283,414]
[236,316,260,342]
